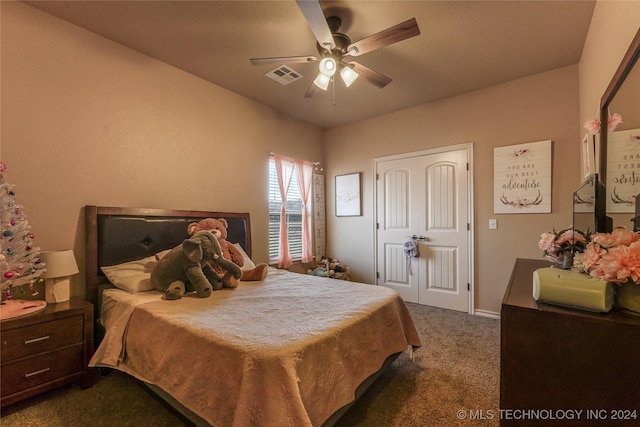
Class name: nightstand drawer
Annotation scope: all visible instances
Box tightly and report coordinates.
[1,344,84,397]
[1,315,83,361]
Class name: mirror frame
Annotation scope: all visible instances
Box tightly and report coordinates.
[573,173,607,236]
[599,28,640,183]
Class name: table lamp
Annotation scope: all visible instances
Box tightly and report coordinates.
[39,250,79,303]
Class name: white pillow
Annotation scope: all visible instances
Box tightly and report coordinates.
[101,255,157,293]
[233,243,256,270]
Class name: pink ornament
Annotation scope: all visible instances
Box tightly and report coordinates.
[584,117,601,135]
[608,112,623,132]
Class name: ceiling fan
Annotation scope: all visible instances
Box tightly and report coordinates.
[249,0,420,98]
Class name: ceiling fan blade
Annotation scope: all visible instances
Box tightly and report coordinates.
[346,18,420,57]
[295,0,335,51]
[349,62,392,89]
[250,56,318,66]
[304,81,320,99]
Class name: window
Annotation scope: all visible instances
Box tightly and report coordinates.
[268,157,310,262]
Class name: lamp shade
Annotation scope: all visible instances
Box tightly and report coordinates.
[340,66,359,87]
[313,73,331,90]
[39,250,79,278]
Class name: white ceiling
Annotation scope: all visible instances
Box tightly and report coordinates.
[25,0,596,129]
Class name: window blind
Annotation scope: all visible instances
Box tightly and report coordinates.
[268,158,308,261]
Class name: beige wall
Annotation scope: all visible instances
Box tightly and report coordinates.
[2,1,638,314]
[579,1,640,135]
[323,0,640,315]
[0,2,323,299]
[324,66,580,314]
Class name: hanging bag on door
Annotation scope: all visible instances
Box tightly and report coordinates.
[403,239,420,276]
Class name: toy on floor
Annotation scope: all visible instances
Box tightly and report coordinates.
[307,266,333,277]
[306,256,351,281]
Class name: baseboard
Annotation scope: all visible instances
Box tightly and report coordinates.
[474,309,500,319]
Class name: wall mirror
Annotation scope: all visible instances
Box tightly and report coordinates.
[599,28,640,229]
[573,173,607,236]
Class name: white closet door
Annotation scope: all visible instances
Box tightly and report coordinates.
[376,147,471,312]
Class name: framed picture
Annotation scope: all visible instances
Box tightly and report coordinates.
[493,140,552,214]
[335,173,361,216]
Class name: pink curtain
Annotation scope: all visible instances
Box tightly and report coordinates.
[274,154,294,268]
[296,159,314,263]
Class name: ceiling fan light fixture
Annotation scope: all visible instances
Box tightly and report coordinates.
[313,73,331,90]
[318,57,337,76]
[251,3,420,100]
[340,65,359,87]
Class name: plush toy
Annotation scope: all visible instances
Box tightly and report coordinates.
[187,218,268,285]
[333,271,350,281]
[151,230,240,300]
[328,259,346,274]
[307,266,334,277]
[315,256,350,280]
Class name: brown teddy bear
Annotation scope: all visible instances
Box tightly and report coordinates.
[187,218,268,285]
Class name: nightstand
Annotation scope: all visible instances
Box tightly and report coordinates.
[0,298,94,407]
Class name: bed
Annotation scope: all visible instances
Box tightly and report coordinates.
[85,205,421,427]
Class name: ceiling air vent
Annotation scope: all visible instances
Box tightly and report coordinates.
[265,65,303,85]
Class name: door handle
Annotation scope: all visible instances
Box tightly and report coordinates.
[407,235,429,242]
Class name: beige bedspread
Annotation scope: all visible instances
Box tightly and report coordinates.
[90,268,421,427]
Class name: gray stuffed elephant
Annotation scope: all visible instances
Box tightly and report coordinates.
[151,230,240,300]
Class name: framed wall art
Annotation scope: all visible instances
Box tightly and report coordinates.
[494,140,552,214]
[335,173,361,217]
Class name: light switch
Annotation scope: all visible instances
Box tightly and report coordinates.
[489,219,497,230]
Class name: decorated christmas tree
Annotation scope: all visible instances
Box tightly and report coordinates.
[0,162,46,300]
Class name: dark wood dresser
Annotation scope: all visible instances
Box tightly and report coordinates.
[1,298,94,407]
[501,258,640,426]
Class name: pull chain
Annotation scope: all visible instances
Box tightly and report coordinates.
[331,76,336,106]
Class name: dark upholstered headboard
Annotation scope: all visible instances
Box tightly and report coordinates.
[85,206,251,313]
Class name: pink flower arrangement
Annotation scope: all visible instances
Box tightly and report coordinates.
[538,227,588,264]
[583,112,623,135]
[573,227,640,284]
